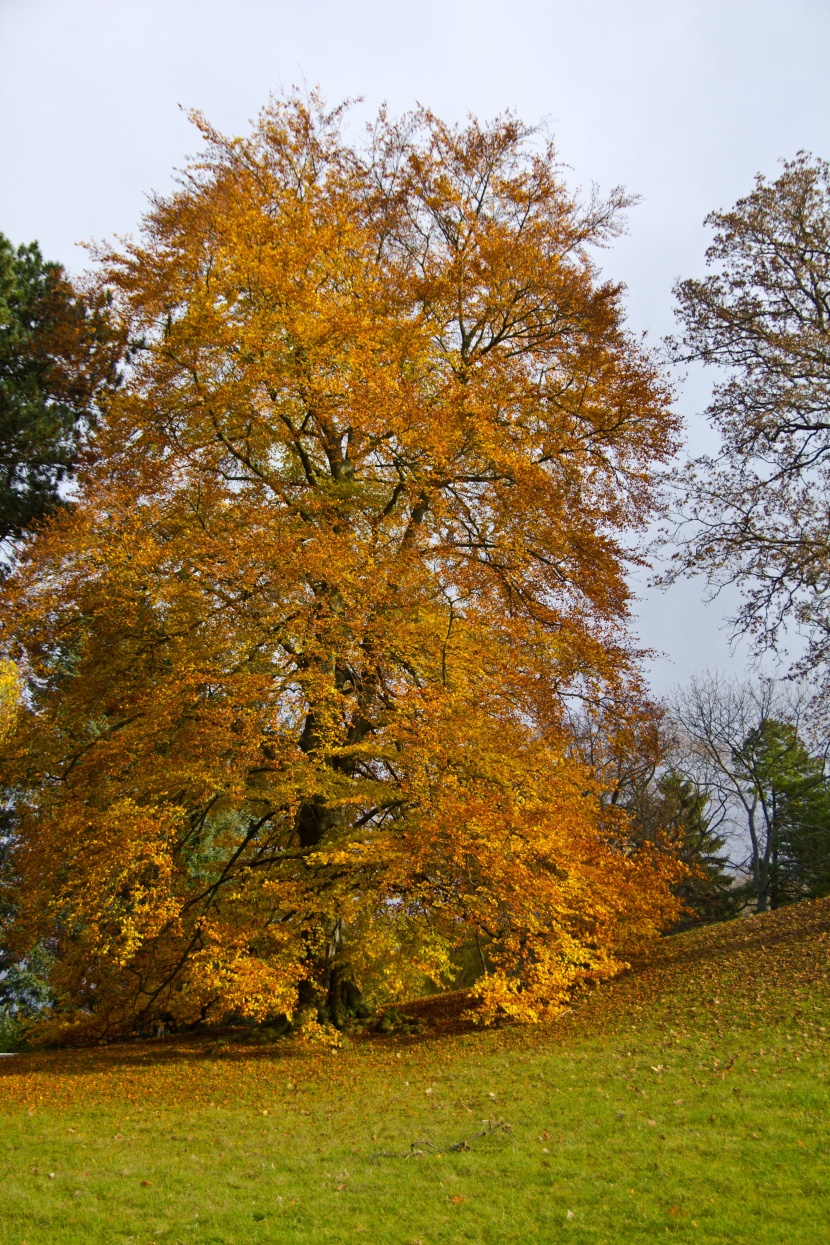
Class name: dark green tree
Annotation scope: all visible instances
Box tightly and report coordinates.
[670,674,830,913]
[0,233,121,547]
[734,719,830,908]
[621,768,738,928]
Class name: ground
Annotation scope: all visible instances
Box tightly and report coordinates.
[0,898,828,1244]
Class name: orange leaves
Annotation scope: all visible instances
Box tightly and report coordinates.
[0,95,681,1042]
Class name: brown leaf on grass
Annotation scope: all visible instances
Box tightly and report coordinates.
[141,1179,152,1186]
[450,1195,465,1205]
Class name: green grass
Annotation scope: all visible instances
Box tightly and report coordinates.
[1,898,828,1244]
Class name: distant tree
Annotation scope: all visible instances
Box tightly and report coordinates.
[667,155,830,678]
[670,672,830,912]
[628,769,739,928]
[734,718,830,907]
[0,233,122,547]
[570,698,737,927]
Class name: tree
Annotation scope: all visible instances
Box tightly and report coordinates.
[735,718,830,907]
[667,154,830,676]
[0,659,44,1024]
[669,672,830,912]
[0,233,121,548]
[570,696,737,927]
[646,770,738,927]
[0,96,683,1043]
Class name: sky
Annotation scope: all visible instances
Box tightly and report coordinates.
[2,0,828,694]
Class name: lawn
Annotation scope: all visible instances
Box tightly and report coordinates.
[0,899,828,1245]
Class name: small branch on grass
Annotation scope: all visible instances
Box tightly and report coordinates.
[370,1118,511,1159]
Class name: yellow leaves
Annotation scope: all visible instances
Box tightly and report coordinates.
[293,1014,341,1049]
[0,658,20,742]
[0,96,683,1043]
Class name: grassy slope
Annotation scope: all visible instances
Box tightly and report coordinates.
[0,899,828,1245]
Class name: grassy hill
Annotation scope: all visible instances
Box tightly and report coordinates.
[0,899,828,1244]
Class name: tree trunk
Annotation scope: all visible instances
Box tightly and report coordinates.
[323,962,370,1028]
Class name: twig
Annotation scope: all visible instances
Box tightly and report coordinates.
[370,1118,511,1159]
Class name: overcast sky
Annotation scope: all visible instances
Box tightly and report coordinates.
[2,0,828,693]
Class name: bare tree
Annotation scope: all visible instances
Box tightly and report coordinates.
[666,154,830,682]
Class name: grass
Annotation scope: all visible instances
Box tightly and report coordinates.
[0,898,828,1244]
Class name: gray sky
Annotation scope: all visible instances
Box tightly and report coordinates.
[2,0,828,693]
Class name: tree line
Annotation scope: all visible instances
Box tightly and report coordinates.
[0,99,828,1042]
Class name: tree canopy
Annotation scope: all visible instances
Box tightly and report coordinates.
[668,154,830,678]
[669,672,830,913]
[0,233,121,549]
[734,717,830,909]
[0,97,683,1043]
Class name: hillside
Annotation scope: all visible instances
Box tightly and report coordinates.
[564,893,830,1040]
[0,900,828,1244]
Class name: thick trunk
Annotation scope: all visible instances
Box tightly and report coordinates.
[291,665,376,1024]
[323,962,370,1028]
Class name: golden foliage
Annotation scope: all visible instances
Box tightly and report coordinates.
[0,658,19,742]
[0,96,683,1041]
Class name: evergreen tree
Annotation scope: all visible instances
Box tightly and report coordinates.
[623,767,738,928]
[735,719,830,907]
[0,233,121,547]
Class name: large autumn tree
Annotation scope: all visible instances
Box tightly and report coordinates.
[0,97,683,1042]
